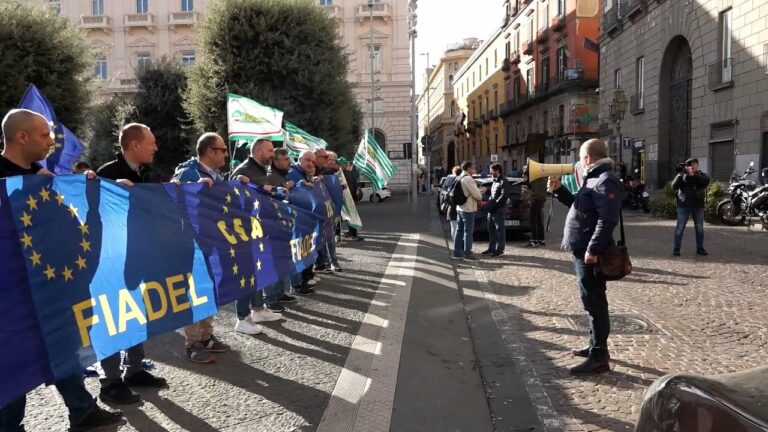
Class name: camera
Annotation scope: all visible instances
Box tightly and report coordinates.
[675,162,688,174]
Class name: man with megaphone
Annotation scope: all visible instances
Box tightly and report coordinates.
[546,139,622,375]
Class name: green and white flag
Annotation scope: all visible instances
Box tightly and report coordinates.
[227,93,284,142]
[561,161,583,195]
[283,121,327,160]
[353,129,397,191]
[337,168,363,229]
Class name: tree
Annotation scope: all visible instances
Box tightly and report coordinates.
[134,58,193,177]
[185,0,362,157]
[0,1,93,134]
[87,96,137,169]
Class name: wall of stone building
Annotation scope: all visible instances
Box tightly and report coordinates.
[600,0,767,187]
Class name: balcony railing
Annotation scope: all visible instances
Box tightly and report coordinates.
[79,15,111,29]
[119,78,138,87]
[522,40,533,55]
[625,0,645,18]
[356,2,391,22]
[324,4,343,19]
[551,14,566,31]
[601,5,621,35]
[630,94,644,114]
[499,100,515,118]
[708,58,734,91]
[510,50,521,64]
[557,67,584,83]
[537,27,549,44]
[489,109,499,120]
[481,114,489,124]
[125,13,155,30]
[169,11,199,27]
[501,57,511,72]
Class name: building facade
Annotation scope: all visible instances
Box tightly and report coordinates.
[48,0,412,187]
[416,40,477,178]
[452,0,601,177]
[599,0,768,188]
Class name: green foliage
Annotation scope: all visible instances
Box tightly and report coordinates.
[185,0,362,157]
[135,57,193,177]
[87,96,137,169]
[649,180,728,223]
[0,1,93,134]
[704,181,727,223]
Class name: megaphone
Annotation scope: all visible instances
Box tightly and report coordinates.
[527,158,574,182]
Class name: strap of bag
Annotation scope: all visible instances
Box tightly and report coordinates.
[618,208,626,246]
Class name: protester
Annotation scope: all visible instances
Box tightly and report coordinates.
[95,123,168,403]
[482,163,507,257]
[0,109,123,432]
[445,165,462,240]
[171,132,243,362]
[524,165,548,248]
[230,139,286,323]
[341,159,364,241]
[671,158,710,256]
[452,161,486,261]
[550,139,621,375]
[73,161,90,174]
[287,150,319,295]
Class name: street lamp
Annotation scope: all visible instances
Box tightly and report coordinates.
[420,52,433,186]
[408,0,418,210]
[609,86,627,170]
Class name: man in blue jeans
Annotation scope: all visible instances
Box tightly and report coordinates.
[671,158,709,256]
[482,163,508,256]
[452,161,486,261]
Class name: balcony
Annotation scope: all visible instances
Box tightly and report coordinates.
[79,15,111,31]
[489,109,499,121]
[558,67,584,82]
[551,15,566,31]
[169,11,199,28]
[625,0,645,19]
[482,114,490,124]
[323,4,343,19]
[499,100,515,118]
[510,50,521,64]
[522,40,533,55]
[601,5,621,35]
[125,13,155,32]
[537,27,549,44]
[630,94,644,114]
[473,119,483,128]
[501,57,511,72]
[708,58,734,91]
[356,2,391,22]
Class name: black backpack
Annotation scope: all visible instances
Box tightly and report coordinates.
[447,175,468,206]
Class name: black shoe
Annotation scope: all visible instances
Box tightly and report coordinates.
[524,242,538,248]
[266,303,285,313]
[696,248,708,256]
[69,406,123,432]
[491,251,503,257]
[99,381,140,405]
[353,236,365,241]
[481,250,494,255]
[673,248,680,256]
[295,286,315,296]
[537,241,546,247]
[278,294,297,303]
[315,265,332,273]
[571,346,591,358]
[124,370,167,388]
[569,357,610,375]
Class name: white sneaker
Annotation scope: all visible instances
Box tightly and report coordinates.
[250,308,283,323]
[313,276,321,282]
[234,317,264,335]
[307,279,317,286]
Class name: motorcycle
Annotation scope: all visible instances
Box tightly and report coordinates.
[622,171,650,213]
[716,161,768,229]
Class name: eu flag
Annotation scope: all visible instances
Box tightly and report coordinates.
[17,84,86,174]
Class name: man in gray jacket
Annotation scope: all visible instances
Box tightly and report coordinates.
[451,161,486,261]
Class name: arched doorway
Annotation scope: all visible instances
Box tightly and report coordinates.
[372,128,387,149]
[658,36,692,187]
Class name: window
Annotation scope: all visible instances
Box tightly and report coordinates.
[493,89,498,113]
[556,46,567,80]
[515,30,519,52]
[494,50,498,68]
[319,0,333,4]
[92,0,104,16]
[369,45,382,72]
[486,57,489,73]
[720,8,732,82]
[181,51,196,66]
[541,56,549,91]
[636,57,644,109]
[614,68,622,89]
[94,57,107,80]
[541,2,549,29]
[49,0,61,15]
[505,42,510,59]
[529,18,534,42]
[557,0,565,17]
[369,98,384,113]
[136,0,148,14]
[513,76,521,102]
[181,0,194,11]
[137,52,151,72]
[526,68,534,95]
[559,104,565,133]
[485,94,489,115]
[480,64,483,78]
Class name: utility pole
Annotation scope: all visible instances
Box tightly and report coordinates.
[408,0,418,210]
[368,0,375,140]
[420,52,430,188]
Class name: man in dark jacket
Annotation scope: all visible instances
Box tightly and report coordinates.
[550,139,621,375]
[524,165,548,248]
[482,163,507,256]
[671,158,710,256]
[287,151,319,295]
[94,124,168,403]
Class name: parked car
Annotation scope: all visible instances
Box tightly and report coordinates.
[358,180,392,202]
[473,177,532,235]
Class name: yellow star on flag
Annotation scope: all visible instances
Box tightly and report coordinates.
[232,262,239,275]
[20,233,33,249]
[257,260,262,271]
[29,250,42,267]
[229,247,236,258]
[55,194,65,205]
[39,187,51,202]
[253,200,260,209]
[75,255,87,270]
[26,195,38,210]
[80,238,91,252]
[240,276,246,288]
[56,133,64,140]
[233,187,240,196]
[259,242,264,252]
[250,275,255,287]
[68,203,79,218]
[222,205,229,214]
[62,266,74,281]
[79,224,89,235]
[44,264,56,280]
[20,212,32,227]
[225,194,232,204]
[244,189,251,198]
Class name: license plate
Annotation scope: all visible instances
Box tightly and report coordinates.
[642,191,650,198]
[505,220,520,226]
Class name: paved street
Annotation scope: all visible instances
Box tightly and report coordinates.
[21,193,768,431]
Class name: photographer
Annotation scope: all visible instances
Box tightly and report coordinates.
[671,158,710,256]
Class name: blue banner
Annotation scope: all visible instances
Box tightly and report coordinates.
[0,174,341,405]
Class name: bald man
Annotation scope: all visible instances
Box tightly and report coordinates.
[550,139,621,375]
[0,109,123,432]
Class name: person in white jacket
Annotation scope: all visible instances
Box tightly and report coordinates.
[452,161,486,260]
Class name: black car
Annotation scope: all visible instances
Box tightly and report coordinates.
[472,177,532,235]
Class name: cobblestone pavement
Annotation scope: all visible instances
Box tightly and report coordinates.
[21,203,403,432]
[466,205,768,431]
